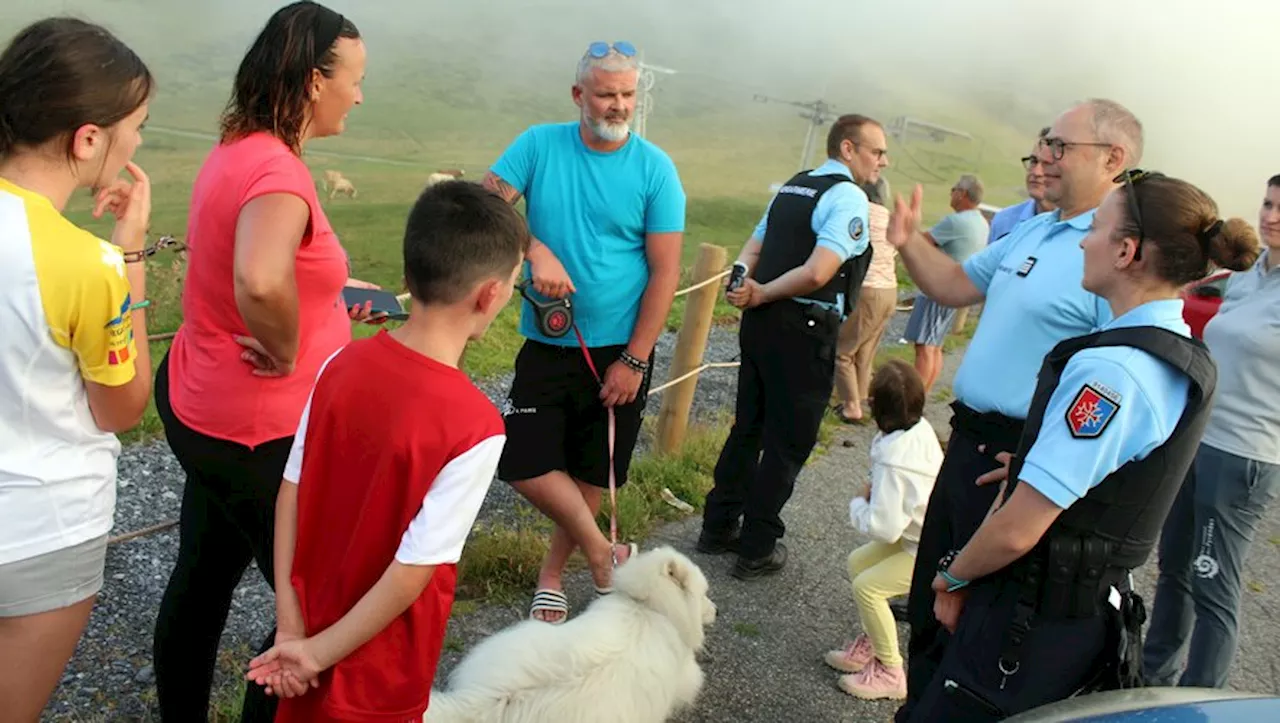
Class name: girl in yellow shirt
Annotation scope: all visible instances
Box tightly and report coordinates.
[0,17,155,720]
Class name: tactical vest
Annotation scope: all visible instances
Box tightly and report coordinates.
[1001,326,1217,616]
[754,170,873,317]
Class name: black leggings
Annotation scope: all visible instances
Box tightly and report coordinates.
[152,352,285,723]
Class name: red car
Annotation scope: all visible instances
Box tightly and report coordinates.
[1180,269,1231,339]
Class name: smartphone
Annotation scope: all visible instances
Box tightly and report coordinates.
[341,286,408,321]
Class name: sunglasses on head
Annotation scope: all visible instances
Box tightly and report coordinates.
[1114,168,1162,261]
[587,41,637,58]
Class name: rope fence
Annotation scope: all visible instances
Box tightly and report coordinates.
[115,246,740,546]
[672,267,731,298]
[647,361,739,398]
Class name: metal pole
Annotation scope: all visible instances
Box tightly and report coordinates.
[799,118,817,172]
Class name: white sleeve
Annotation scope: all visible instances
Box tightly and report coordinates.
[395,435,505,566]
[282,347,346,485]
[850,462,913,544]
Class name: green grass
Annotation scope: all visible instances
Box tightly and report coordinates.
[450,415,729,604]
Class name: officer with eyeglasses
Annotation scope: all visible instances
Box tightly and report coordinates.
[884,99,1146,722]
[697,114,886,580]
[901,169,1256,721]
[988,127,1059,244]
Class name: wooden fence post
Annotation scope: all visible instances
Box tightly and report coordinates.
[656,243,728,455]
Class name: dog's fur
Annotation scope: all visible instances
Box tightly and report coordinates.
[425,546,715,723]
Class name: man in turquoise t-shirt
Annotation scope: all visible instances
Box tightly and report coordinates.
[483,41,686,624]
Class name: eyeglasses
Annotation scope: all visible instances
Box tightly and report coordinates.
[1020,155,1044,171]
[587,41,637,58]
[1037,136,1113,162]
[1114,168,1162,262]
[855,143,889,160]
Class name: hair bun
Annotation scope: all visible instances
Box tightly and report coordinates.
[1207,217,1260,272]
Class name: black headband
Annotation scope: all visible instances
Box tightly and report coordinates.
[1196,219,1224,250]
[312,5,346,57]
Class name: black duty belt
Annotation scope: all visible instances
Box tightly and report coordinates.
[997,535,1146,694]
[950,401,1025,452]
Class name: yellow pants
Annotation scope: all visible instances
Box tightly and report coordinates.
[847,541,915,667]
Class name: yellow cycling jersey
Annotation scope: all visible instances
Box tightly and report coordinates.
[0,176,138,565]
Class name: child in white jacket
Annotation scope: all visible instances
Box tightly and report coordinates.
[825,360,943,701]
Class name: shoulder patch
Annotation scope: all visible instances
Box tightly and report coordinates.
[849,216,865,242]
[1066,383,1120,439]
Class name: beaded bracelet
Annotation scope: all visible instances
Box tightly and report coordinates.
[619,350,649,374]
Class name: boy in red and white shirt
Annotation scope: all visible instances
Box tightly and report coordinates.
[246,181,529,722]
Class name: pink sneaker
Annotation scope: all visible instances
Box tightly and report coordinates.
[838,658,907,700]
[823,633,874,673]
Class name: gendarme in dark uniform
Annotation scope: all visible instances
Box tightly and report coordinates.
[698,152,875,579]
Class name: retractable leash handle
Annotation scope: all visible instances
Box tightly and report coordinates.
[516,280,574,338]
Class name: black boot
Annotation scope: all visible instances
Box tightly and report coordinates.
[732,541,788,580]
[696,520,742,555]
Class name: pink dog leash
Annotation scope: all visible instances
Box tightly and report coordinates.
[572,325,620,564]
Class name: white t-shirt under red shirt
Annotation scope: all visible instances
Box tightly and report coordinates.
[277,330,503,722]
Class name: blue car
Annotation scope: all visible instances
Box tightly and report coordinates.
[1008,687,1279,722]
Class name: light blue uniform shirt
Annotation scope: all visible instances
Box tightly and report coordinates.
[988,198,1040,243]
[1019,299,1192,509]
[955,210,1113,418]
[491,122,686,347]
[752,158,871,261]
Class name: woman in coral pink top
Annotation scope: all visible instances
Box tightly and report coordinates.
[150,3,378,721]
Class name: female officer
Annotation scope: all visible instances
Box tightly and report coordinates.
[900,170,1258,722]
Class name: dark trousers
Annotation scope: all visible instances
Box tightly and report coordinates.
[152,352,285,723]
[905,580,1109,722]
[703,301,837,559]
[898,406,1023,722]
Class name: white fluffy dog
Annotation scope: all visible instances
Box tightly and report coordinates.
[425,546,716,723]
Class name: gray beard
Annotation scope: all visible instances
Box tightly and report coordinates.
[587,114,630,143]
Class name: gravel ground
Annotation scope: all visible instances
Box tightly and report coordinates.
[43,301,922,722]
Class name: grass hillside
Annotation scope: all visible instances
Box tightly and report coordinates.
[1,2,1040,440]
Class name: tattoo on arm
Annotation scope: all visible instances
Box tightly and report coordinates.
[482,171,522,205]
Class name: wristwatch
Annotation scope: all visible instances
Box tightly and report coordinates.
[937,549,970,592]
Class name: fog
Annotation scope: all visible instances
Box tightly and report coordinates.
[4,0,1274,218]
